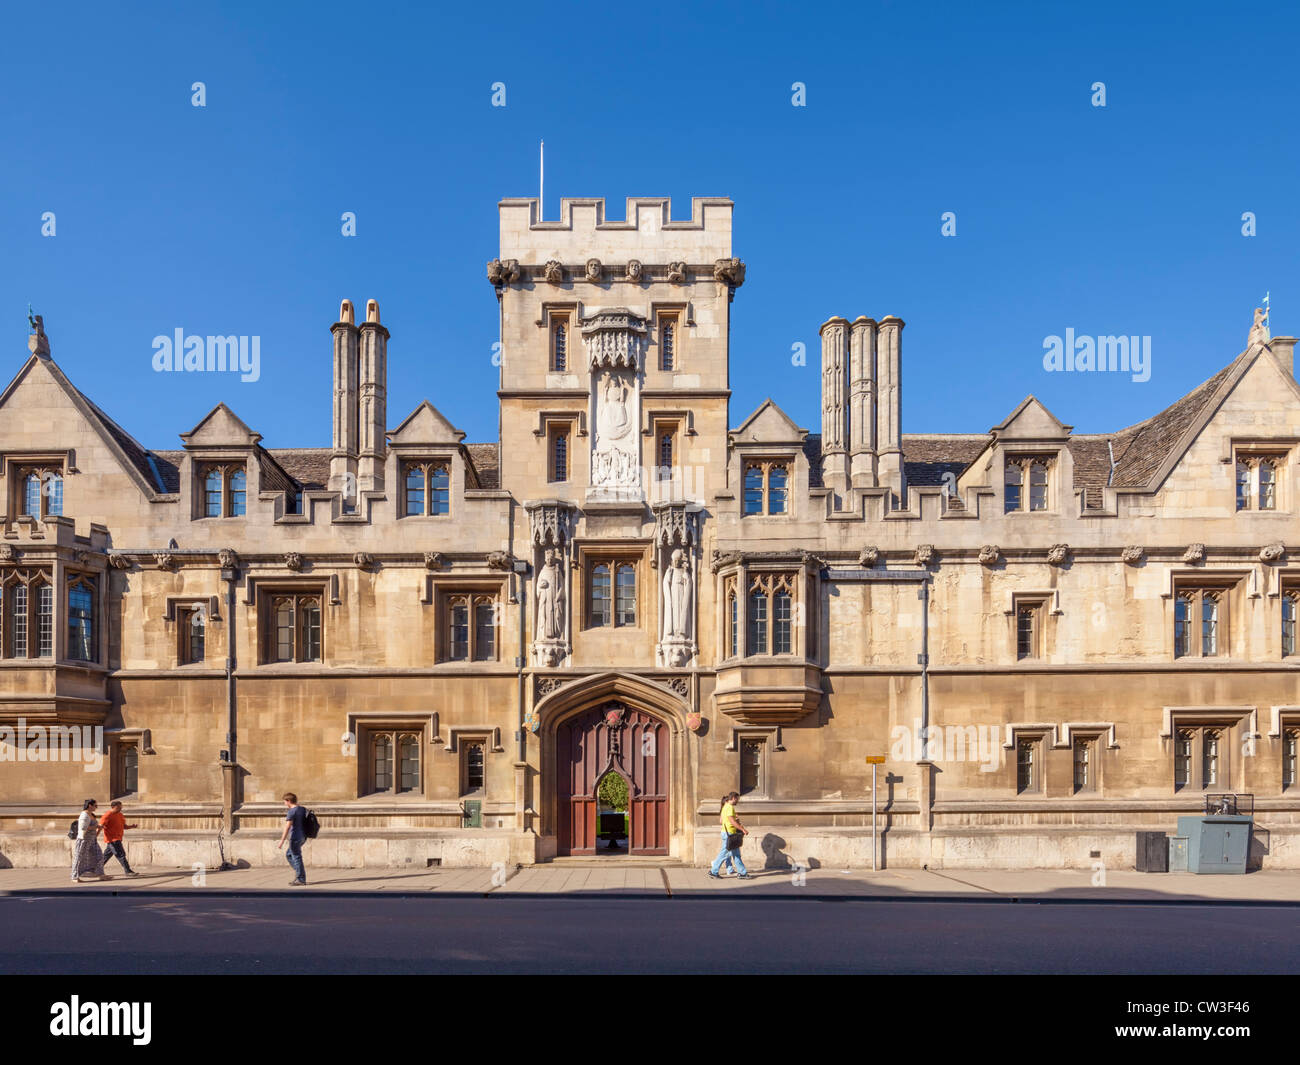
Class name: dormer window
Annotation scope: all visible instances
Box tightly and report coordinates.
[17,467,63,518]
[1004,457,1050,513]
[742,461,790,516]
[200,464,247,518]
[403,462,450,516]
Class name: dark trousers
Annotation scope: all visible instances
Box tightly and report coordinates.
[286,838,306,882]
[101,839,133,873]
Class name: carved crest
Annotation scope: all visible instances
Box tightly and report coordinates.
[543,260,564,284]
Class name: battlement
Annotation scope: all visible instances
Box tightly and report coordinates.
[498,197,733,263]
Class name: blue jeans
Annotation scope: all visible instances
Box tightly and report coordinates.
[101,840,133,873]
[286,837,306,882]
[710,831,747,876]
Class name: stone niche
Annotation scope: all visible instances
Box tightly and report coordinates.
[584,308,645,502]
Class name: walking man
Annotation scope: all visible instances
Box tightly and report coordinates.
[708,791,750,879]
[99,800,140,877]
[277,792,307,886]
[71,798,109,883]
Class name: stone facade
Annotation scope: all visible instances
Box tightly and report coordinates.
[2,195,1300,870]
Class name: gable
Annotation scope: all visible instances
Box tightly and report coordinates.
[180,403,261,447]
[731,399,806,444]
[388,401,466,445]
[991,395,1070,441]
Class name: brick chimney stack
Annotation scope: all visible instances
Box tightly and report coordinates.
[357,299,389,493]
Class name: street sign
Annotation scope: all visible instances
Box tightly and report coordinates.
[864,755,886,764]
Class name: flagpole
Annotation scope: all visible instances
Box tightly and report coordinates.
[539,140,544,222]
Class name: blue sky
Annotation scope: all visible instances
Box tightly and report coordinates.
[2,1,1296,450]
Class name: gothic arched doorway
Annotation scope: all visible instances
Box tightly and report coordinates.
[556,702,669,856]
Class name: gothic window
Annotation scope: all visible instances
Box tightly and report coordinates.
[200,464,247,518]
[1016,602,1041,659]
[1073,737,1095,793]
[1173,724,1235,792]
[657,430,674,481]
[16,467,63,519]
[742,462,791,516]
[1285,729,1298,790]
[660,318,676,372]
[1016,738,1039,793]
[1235,452,1287,511]
[549,429,569,483]
[2,571,54,659]
[366,729,422,796]
[727,585,738,659]
[552,321,568,372]
[1005,456,1051,513]
[444,594,498,662]
[589,561,636,628]
[1174,585,1231,658]
[181,604,206,665]
[462,740,486,795]
[1283,591,1298,657]
[403,463,451,516]
[263,592,323,663]
[745,573,796,656]
[67,576,96,662]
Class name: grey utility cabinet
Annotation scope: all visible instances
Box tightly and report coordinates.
[1176,815,1252,874]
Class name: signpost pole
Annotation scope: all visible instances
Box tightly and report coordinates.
[872,762,878,871]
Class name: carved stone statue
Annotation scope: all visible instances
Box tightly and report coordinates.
[666,262,686,284]
[543,260,564,284]
[585,258,603,283]
[535,548,565,642]
[592,370,638,489]
[662,550,692,640]
[28,314,50,357]
[625,260,643,282]
[1248,307,1271,348]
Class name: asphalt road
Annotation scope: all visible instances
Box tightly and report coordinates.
[2,896,1297,975]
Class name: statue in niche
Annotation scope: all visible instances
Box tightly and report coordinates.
[535,548,565,641]
[593,370,637,487]
[662,549,692,640]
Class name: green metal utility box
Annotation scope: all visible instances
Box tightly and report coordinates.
[1176,815,1251,874]
[462,800,482,829]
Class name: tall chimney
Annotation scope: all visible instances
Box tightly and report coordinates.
[329,299,359,500]
[849,316,878,489]
[357,299,389,493]
[819,317,850,505]
[1270,336,1297,378]
[875,316,904,500]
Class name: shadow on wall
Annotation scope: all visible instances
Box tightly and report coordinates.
[758,834,821,872]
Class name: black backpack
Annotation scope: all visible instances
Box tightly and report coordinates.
[302,809,320,840]
[67,819,78,840]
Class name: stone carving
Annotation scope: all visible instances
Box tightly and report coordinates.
[536,676,565,697]
[686,710,702,732]
[486,258,521,286]
[660,550,694,665]
[914,544,936,566]
[858,546,881,567]
[487,550,512,570]
[1047,544,1070,566]
[354,552,374,570]
[712,257,746,288]
[1248,306,1271,348]
[75,550,94,566]
[534,548,567,666]
[625,259,643,282]
[584,258,603,283]
[669,676,690,697]
[217,548,240,570]
[666,261,687,284]
[978,544,1000,566]
[583,309,645,370]
[1121,545,1145,565]
[424,551,445,570]
[1182,543,1206,565]
[543,260,564,284]
[591,370,639,491]
[1260,542,1286,563]
[710,550,741,573]
[154,552,178,571]
[0,544,15,562]
[284,552,304,571]
[108,552,131,570]
[27,313,50,357]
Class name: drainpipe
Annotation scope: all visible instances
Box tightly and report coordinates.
[218,564,238,869]
[513,558,528,761]
[918,578,930,750]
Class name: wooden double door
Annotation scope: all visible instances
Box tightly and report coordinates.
[556,703,669,856]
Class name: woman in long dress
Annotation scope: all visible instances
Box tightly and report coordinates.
[71,798,109,882]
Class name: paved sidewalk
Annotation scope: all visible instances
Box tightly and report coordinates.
[3,863,1299,903]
